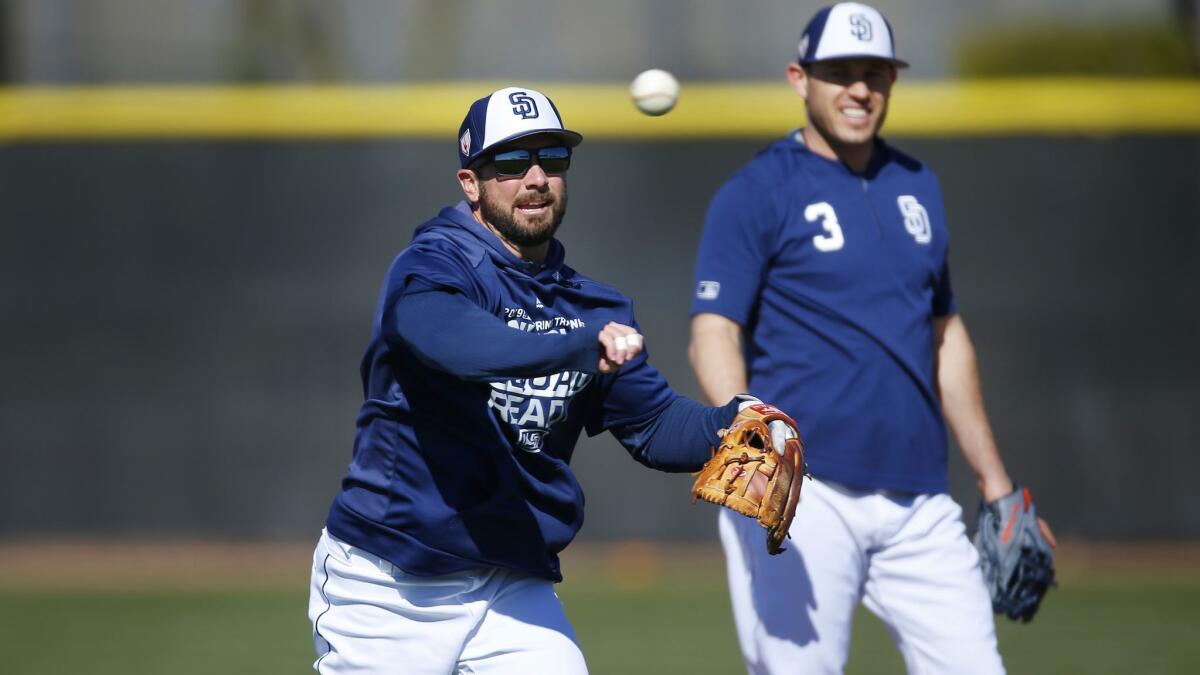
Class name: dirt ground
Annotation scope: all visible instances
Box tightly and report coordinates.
[1,538,1197,590]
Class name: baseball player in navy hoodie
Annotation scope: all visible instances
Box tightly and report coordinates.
[307,86,756,674]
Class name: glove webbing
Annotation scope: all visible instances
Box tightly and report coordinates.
[721,452,770,494]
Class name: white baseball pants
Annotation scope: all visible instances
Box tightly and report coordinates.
[720,478,1003,675]
[308,529,588,674]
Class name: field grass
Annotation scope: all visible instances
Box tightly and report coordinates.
[564,579,1200,674]
[0,541,1197,674]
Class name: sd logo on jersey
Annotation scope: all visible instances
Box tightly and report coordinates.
[897,195,931,245]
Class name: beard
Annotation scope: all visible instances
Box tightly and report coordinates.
[478,182,568,248]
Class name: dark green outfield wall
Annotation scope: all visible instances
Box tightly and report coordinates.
[2,136,1197,540]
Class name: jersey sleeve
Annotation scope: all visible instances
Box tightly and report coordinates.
[690,173,779,325]
[926,170,957,317]
[932,254,957,317]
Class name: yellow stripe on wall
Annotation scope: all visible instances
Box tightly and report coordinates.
[1,80,1197,140]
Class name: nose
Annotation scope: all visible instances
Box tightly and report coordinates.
[846,79,870,99]
[524,161,550,188]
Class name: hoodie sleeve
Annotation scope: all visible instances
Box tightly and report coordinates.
[388,240,484,302]
[389,289,601,382]
[581,315,739,471]
[606,395,740,472]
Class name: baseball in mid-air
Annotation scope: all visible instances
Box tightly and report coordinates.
[630,69,679,116]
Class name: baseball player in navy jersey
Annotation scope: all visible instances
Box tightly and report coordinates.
[307,86,772,674]
[689,4,1056,673]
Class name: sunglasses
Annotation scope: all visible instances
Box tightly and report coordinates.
[487,146,572,177]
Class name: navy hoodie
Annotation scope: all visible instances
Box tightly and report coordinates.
[325,202,705,581]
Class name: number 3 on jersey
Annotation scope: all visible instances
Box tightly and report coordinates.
[806,202,844,252]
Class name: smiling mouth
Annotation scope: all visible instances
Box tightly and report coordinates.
[841,108,868,119]
[516,199,552,213]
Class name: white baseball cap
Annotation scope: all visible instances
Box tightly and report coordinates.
[457,86,584,169]
[797,2,908,68]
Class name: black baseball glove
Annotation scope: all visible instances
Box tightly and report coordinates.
[973,484,1056,623]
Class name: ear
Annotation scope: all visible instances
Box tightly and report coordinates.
[457,168,481,204]
[786,63,808,100]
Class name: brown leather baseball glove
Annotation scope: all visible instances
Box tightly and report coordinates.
[692,402,806,555]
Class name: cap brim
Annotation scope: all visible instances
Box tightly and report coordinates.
[487,128,584,152]
[800,55,909,69]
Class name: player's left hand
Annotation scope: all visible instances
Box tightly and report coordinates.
[973,484,1057,622]
[597,321,644,373]
[982,478,1056,549]
[1036,516,1057,549]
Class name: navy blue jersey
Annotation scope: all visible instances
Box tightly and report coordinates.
[328,202,708,582]
[691,133,956,494]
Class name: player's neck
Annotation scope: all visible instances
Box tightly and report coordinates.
[801,126,873,174]
[501,237,550,263]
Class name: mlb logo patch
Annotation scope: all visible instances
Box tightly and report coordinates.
[459,129,472,156]
[696,280,721,300]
